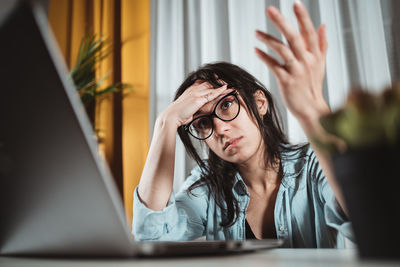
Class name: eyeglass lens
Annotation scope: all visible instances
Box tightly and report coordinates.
[188,93,239,139]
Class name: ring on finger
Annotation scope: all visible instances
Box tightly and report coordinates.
[282,59,295,68]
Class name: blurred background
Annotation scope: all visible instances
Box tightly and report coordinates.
[10,0,400,228]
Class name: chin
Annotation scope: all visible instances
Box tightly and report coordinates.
[222,153,252,165]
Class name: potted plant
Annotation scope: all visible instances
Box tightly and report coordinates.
[319,83,400,259]
[69,34,131,127]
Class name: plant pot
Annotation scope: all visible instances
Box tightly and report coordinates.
[332,144,400,260]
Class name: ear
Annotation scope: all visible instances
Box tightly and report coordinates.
[253,90,268,117]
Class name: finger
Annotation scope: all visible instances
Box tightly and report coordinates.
[266,6,306,60]
[186,81,213,97]
[255,30,296,65]
[293,1,319,53]
[317,24,328,55]
[188,80,207,92]
[196,81,214,91]
[211,83,229,95]
[255,47,288,81]
[193,79,204,86]
[182,84,229,123]
[199,84,229,103]
[216,78,228,87]
[197,80,226,91]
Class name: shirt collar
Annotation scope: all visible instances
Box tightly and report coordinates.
[280,144,308,189]
[232,144,309,193]
[233,172,248,196]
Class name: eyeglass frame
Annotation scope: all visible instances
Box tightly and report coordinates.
[183,90,240,140]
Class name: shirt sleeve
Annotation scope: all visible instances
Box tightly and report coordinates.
[307,147,355,243]
[132,166,209,241]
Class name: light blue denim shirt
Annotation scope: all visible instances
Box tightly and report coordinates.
[132,144,354,248]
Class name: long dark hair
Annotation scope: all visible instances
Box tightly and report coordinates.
[175,62,296,227]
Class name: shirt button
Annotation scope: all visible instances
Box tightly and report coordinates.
[279,225,285,231]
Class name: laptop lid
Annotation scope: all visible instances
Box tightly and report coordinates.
[0,0,135,257]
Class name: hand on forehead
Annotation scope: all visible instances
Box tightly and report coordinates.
[193,87,236,117]
[194,77,227,87]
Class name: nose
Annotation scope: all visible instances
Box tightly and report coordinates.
[212,117,230,137]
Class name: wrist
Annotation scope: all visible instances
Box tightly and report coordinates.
[297,101,347,151]
[297,101,331,136]
[156,107,181,131]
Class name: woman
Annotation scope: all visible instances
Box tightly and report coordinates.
[132,2,354,247]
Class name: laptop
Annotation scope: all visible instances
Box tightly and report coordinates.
[0,0,283,257]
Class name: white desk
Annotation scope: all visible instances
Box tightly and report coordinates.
[1,249,399,267]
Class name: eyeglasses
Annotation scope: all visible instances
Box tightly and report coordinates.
[184,90,240,140]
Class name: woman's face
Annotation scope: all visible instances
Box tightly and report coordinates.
[195,90,267,165]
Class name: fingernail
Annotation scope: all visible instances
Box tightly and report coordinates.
[267,6,278,16]
[295,0,302,6]
[294,0,303,10]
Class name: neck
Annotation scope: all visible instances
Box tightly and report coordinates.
[237,143,281,191]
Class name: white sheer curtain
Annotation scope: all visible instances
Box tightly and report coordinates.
[150,0,400,190]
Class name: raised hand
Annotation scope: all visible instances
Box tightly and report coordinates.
[255,1,330,125]
[254,1,349,215]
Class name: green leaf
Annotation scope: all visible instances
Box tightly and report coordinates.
[69,33,132,106]
[319,85,400,153]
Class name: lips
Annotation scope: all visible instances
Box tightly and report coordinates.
[223,137,242,151]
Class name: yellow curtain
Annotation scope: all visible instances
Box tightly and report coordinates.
[48,0,149,229]
[121,0,150,228]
